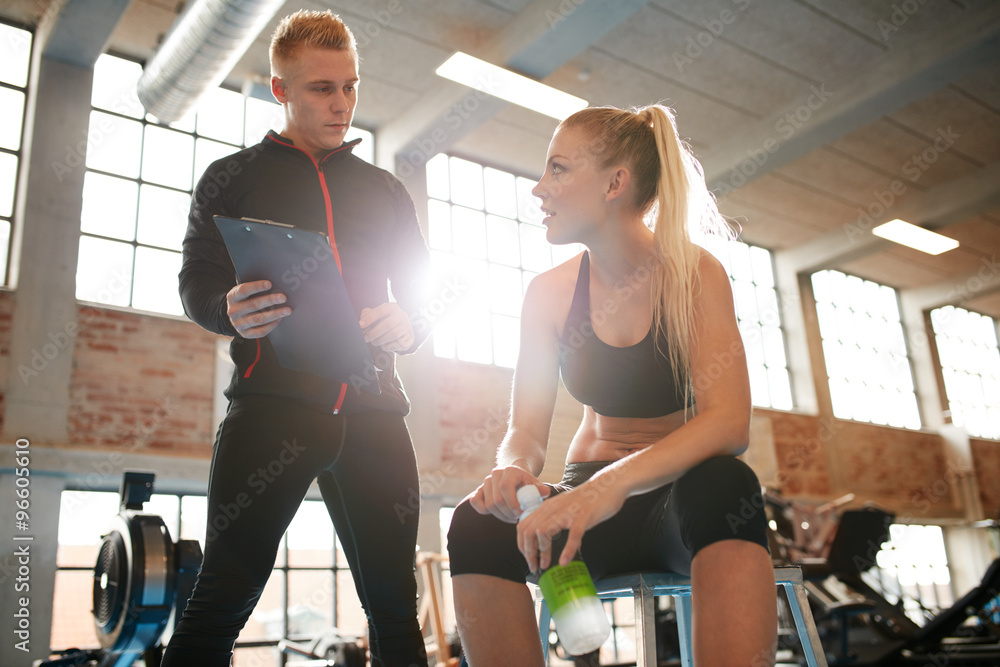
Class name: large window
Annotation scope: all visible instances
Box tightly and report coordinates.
[869,523,954,625]
[812,269,920,429]
[701,237,793,410]
[425,154,581,368]
[930,305,1000,439]
[53,489,363,662]
[0,21,32,285]
[77,54,372,317]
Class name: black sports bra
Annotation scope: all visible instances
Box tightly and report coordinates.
[558,252,689,418]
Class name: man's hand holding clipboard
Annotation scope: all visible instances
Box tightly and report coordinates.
[214,216,390,395]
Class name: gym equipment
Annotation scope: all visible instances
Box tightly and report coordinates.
[766,491,1000,666]
[35,471,202,667]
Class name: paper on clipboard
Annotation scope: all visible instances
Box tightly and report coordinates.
[214,215,380,394]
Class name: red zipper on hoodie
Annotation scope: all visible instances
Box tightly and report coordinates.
[245,135,360,414]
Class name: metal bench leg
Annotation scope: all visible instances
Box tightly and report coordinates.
[781,581,829,667]
[674,593,693,667]
[634,582,657,667]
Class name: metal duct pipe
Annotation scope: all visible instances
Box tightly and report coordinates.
[137,0,285,123]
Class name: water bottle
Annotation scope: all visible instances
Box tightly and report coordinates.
[517,484,611,656]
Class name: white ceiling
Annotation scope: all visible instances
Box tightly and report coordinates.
[6,0,1000,317]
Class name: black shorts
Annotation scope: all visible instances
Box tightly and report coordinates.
[447,455,768,581]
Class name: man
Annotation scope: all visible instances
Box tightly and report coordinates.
[162,10,431,667]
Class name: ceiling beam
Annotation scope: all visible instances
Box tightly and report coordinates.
[375,0,648,173]
[39,0,131,68]
[775,160,1000,274]
[703,5,1000,196]
[900,260,1000,313]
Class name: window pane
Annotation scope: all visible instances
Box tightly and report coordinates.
[931,305,1000,438]
[486,215,519,266]
[51,571,99,650]
[451,206,486,259]
[484,167,517,218]
[131,246,183,315]
[427,199,451,251]
[345,126,373,164]
[244,96,283,146]
[57,491,119,567]
[493,314,519,369]
[450,157,484,209]
[0,87,24,150]
[749,245,774,287]
[77,236,134,306]
[288,571,334,639]
[81,172,138,241]
[0,24,31,87]
[196,87,245,144]
[137,184,188,250]
[813,269,921,430]
[180,495,207,543]
[489,264,522,317]
[336,570,368,636]
[0,151,16,218]
[194,137,238,188]
[241,570,285,640]
[0,220,10,277]
[92,54,143,118]
[456,310,492,365]
[86,111,142,177]
[143,125,195,190]
[427,153,450,201]
[287,500,334,568]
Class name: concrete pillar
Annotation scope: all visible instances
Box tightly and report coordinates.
[0,455,64,666]
[3,34,93,443]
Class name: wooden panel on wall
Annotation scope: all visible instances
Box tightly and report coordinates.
[970,438,1000,517]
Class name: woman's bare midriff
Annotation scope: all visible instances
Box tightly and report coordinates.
[565,406,691,462]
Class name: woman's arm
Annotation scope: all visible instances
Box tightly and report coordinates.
[518,250,753,568]
[467,269,567,523]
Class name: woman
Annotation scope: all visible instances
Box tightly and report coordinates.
[447,105,777,666]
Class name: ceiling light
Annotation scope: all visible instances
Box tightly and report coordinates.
[435,52,588,121]
[872,219,959,255]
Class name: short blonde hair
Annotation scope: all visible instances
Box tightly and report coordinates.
[269,9,357,76]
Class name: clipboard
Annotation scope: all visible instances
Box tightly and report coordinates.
[214,215,380,394]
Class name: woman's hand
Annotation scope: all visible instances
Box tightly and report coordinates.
[516,474,628,573]
[468,465,550,524]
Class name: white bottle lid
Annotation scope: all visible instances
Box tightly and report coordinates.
[517,484,543,513]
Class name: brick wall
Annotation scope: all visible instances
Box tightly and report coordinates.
[66,305,220,456]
